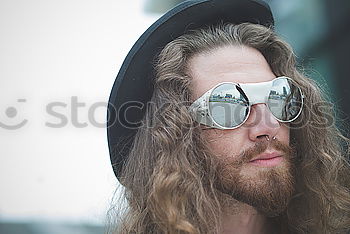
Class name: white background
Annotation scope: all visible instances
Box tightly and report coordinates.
[0,0,158,224]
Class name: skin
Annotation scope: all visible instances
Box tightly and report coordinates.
[188,45,290,234]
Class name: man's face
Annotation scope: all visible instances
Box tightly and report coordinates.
[188,45,295,216]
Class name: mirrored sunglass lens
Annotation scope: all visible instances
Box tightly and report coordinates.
[267,78,302,121]
[209,83,249,128]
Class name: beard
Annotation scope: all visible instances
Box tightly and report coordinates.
[214,139,296,217]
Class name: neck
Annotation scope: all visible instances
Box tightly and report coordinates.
[221,204,271,234]
[218,194,274,234]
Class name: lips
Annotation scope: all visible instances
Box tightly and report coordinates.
[249,152,283,167]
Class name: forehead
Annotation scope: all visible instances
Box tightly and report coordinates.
[188,45,276,99]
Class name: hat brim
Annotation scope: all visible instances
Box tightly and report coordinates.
[107,0,274,179]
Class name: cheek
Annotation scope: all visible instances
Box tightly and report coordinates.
[279,124,290,144]
[201,128,248,159]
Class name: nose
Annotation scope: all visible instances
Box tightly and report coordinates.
[245,104,280,141]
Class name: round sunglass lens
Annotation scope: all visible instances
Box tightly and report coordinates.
[209,83,249,128]
[267,78,303,122]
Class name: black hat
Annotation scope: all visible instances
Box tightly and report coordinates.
[107,0,274,180]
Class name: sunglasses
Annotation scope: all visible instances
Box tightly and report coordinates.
[190,76,304,129]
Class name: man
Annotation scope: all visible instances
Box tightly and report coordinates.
[107,0,350,233]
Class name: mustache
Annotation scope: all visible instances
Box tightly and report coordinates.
[222,139,296,167]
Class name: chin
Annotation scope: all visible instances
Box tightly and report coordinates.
[217,160,295,217]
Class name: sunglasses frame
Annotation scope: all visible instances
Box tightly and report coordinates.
[190,76,305,130]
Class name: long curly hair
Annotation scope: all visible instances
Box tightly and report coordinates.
[108,23,350,234]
